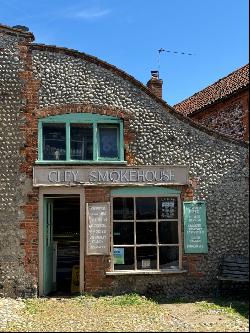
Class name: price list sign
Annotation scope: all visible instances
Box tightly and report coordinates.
[86,202,110,255]
[183,201,208,253]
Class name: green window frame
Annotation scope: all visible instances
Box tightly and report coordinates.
[37,113,125,164]
[111,187,183,272]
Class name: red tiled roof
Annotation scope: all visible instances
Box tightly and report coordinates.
[174,64,249,116]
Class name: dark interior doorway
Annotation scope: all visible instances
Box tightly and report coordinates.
[51,196,80,294]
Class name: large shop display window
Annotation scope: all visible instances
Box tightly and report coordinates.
[111,190,181,272]
[37,113,124,163]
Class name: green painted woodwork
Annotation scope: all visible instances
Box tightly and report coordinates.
[66,123,71,161]
[183,201,208,254]
[40,113,120,123]
[37,113,125,163]
[93,122,98,161]
[111,186,181,196]
[43,198,54,295]
[38,121,43,160]
[35,160,127,165]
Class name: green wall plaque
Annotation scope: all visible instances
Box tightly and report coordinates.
[183,201,208,253]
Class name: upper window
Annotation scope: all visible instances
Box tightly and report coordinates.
[37,113,125,163]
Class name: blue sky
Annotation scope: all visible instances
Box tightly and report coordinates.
[0,0,249,105]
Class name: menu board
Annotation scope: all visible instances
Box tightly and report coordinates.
[158,197,178,219]
[86,202,110,255]
[183,201,208,253]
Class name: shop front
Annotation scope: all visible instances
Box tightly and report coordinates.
[33,165,208,296]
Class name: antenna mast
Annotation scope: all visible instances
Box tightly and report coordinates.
[158,48,165,76]
[157,48,195,76]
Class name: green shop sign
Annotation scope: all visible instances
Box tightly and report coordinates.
[183,201,208,253]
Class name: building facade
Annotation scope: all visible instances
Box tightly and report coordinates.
[0,24,249,298]
[174,64,249,142]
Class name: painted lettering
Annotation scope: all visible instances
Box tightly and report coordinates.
[137,170,145,182]
[129,170,137,181]
[72,170,79,182]
[110,171,120,182]
[64,171,72,182]
[48,171,59,183]
[120,170,129,182]
[145,170,154,181]
[169,170,175,181]
[98,171,109,182]
[89,171,98,182]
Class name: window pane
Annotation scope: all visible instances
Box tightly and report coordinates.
[136,197,156,220]
[113,222,134,245]
[99,126,118,158]
[43,123,66,160]
[114,247,134,270]
[159,221,178,244]
[137,247,157,270]
[113,198,134,220]
[159,246,179,269]
[70,124,93,160]
[158,197,178,219]
[136,222,156,244]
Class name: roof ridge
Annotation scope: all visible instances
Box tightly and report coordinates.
[31,43,248,148]
[0,23,34,39]
[174,63,249,107]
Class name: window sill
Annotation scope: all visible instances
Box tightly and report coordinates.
[35,160,128,165]
[106,269,187,276]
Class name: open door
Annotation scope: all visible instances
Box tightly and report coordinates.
[43,198,54,295]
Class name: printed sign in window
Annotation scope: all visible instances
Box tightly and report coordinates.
[142,259,151,269]
[113,248,125,265]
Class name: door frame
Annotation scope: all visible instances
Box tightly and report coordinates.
[39,187,85,296]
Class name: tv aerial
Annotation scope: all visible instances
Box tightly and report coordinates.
[157,48,195,76]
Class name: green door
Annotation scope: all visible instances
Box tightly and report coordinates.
[43,198,54,295]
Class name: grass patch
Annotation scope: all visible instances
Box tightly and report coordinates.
[77,293,156,307]
[99,293,155,306]
[23,299,46,315]
[196,298,249,319]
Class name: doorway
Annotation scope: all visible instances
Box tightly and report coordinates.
[43,195,81,296]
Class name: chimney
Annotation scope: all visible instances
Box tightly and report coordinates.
[146,70,163,99]
[12,25,30,32]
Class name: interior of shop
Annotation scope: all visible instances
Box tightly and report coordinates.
[50,196,80,294]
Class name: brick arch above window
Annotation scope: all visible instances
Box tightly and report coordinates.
[35,103,132,121]
[20,103,136,175]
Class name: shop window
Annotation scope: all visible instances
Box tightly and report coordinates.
[112,194,181,272]
[37,113,125,164]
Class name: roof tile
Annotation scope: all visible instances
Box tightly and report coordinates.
[174,64,249,115]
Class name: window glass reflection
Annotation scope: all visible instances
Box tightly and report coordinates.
[137,247,157,270]
[113,198,134,220]
[43,123,66,160]
[113,222,134,245]
[159,221,178,244]
[136,222,156,244]
[159,246,179,269]
[70,124,93,160]
[99,126,118,158]
[136,197,156,220]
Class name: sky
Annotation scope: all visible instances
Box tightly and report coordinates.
[0,0,249,105]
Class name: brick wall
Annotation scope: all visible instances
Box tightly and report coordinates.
[0,27,38,297]
[191,89,249,141]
